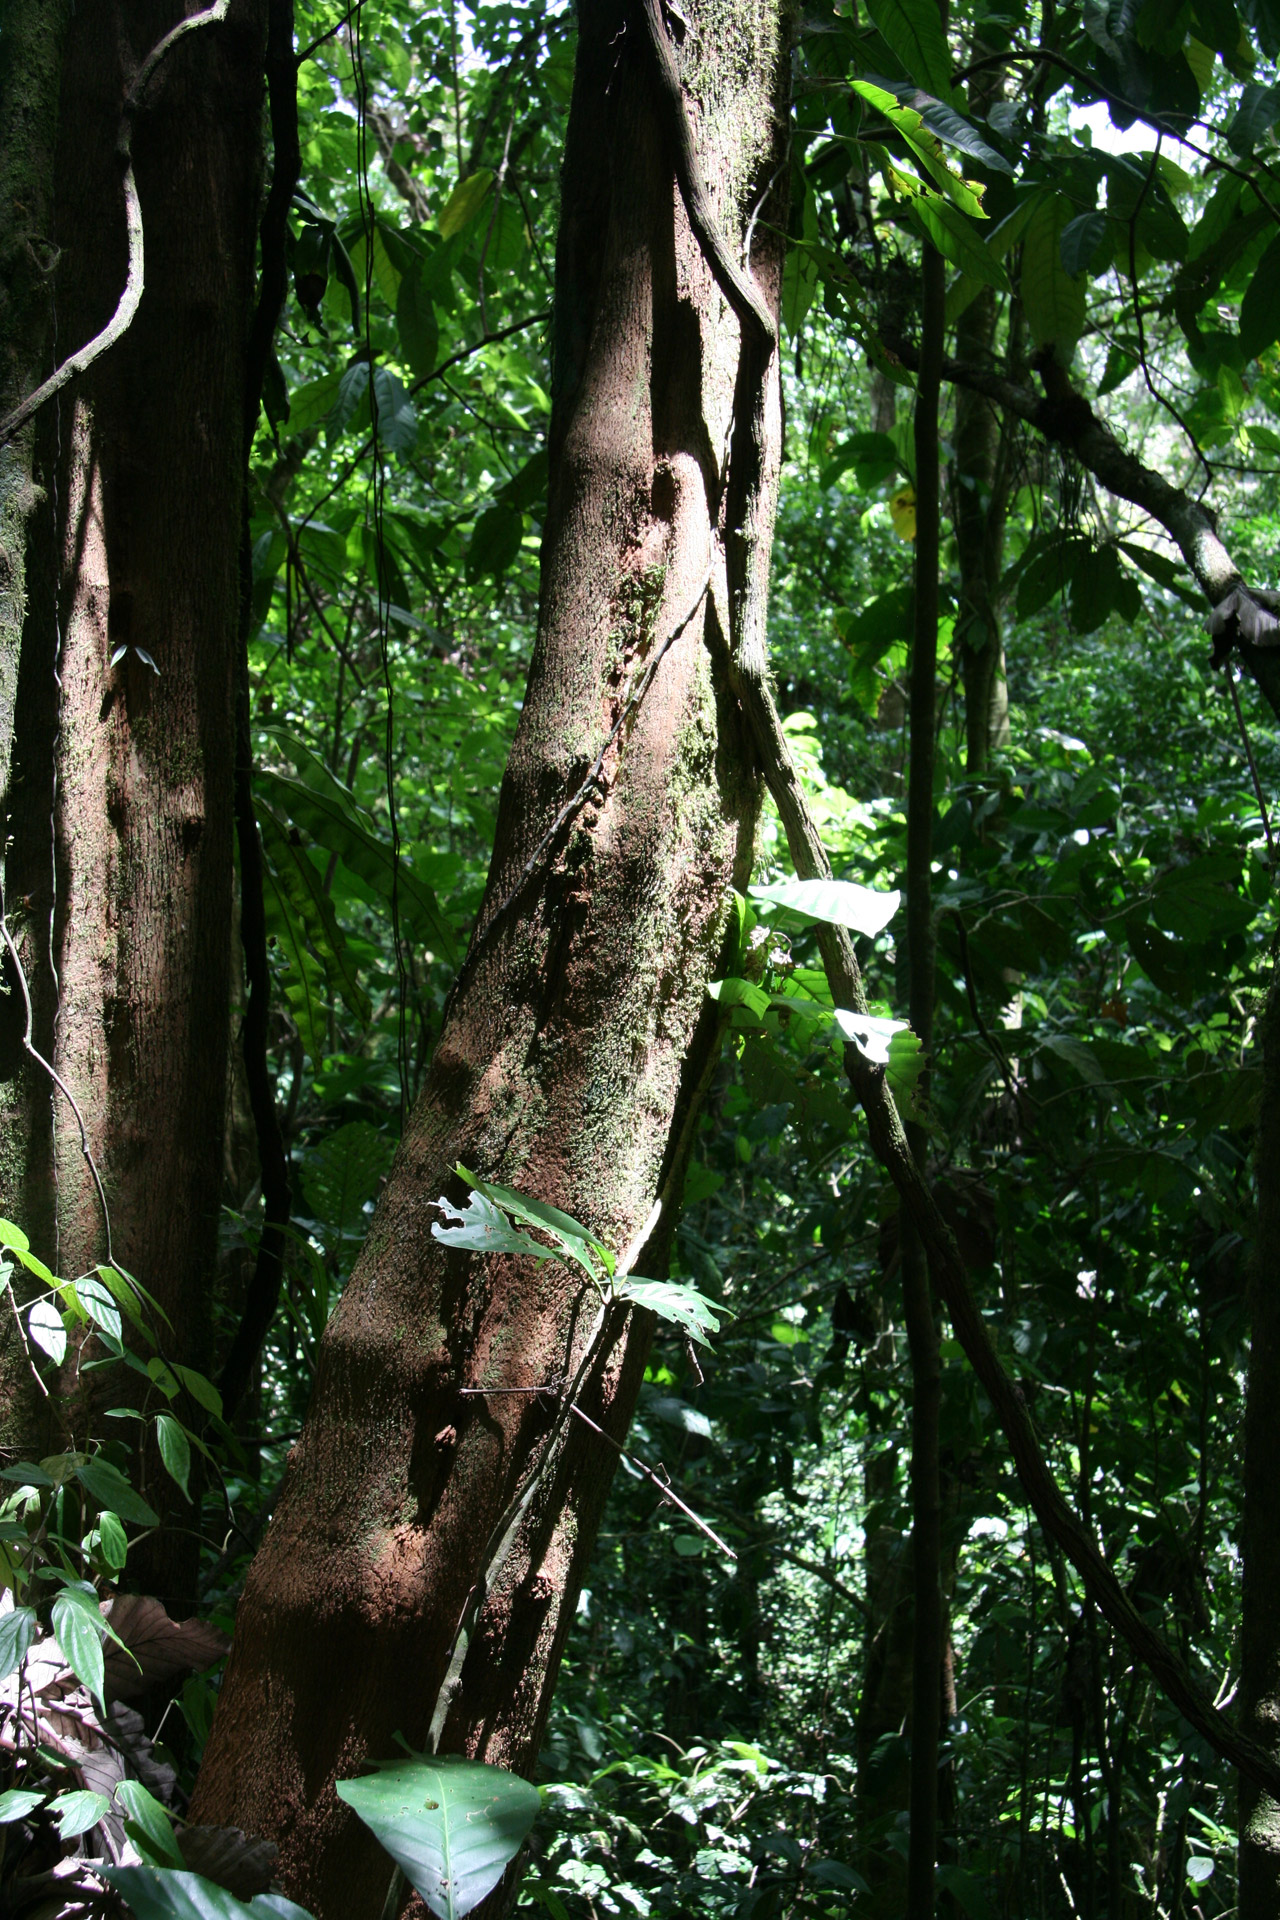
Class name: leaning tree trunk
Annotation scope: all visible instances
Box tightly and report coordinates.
[0,0,265,1602]
[190,4,790,1913]
[1240,962,1280,1914]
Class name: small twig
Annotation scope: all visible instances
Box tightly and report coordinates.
[0,0,232,450]
[6,1285,50,1399]
[458,1384,558,1395]
[1227,666,1277,865]
[568,1404,736,1561]
[0,903,115,1268]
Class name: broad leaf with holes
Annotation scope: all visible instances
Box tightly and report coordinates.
[613,1277,727,1348]
[336,1754,540,1920]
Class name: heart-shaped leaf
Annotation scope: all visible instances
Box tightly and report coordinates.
[336,1755,540,1920]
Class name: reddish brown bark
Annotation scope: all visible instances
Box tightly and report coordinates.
[189,4,791,1913]
[0,1,266,1595]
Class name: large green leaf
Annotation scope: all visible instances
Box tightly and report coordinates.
[1021,198,1086,357]
[100,1868,313,1920]
[455,1166,612,1280]
[256,800,371,1032]
[335,1755,540,1920]
[431,1189,554,1265]
[0,1604,38,1683]
[300,1120,395,1244]
[909,194,1009,288]
[864,0,956,97]
[1241,232,1280,357]
[52,1583,106,1700]
[397,259,439,379]
[614,1277,727,1347]
[76,1455,159,1527]
[256,761,456,962]
[750,878,901,937]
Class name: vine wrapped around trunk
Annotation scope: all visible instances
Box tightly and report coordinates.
[190,5,792,1913]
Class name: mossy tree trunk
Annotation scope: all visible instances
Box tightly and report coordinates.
[189,4,791,1913]
[0,1,266,1604]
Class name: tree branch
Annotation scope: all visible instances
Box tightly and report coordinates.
[891,336,1280,718]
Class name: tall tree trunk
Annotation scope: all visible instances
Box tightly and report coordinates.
[0,1,266,1603]
[0,0,73,1448]
[1240,962,1280,1914]
[952,285,1010,776]
[189,5,791,1914]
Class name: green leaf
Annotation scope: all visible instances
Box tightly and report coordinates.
[706,976,771,1021]
[1117,539,1203,608]
[76,1455,160,1527]
[27,1298,66,1364]
[0,1604,38,1682]
[372,365,418,455]
[811,1860,872,1892]
[1067,543,1141,633]
[1040,1034,1108,1085]
[172,1366,223,1419]
[336,1754,540,1920]
[286,369,343,435]
[156,1414,192,1500]
[431,1190,559,1266]
[886,1025,927,1118]
[256,800,372,1036]
[438,170,495,238]
[781,240,820,336]
[864,0,956,97]
[397,259,439,378]
[902,90,1014,171]
[75,1274,122,1342]
[259,854,329,1068]
[1060,209,1110,277]
[52,1583,106,1700]
[749,878,901,936]
[326,360,370,441]
[1021,198,1086,357]
[819,432,901,491]
[834,1008,910,1064]
[98,1510,129,1570]
[0,1459,54,1487]
[1241,232,1280,357]
[457,1168,613,1279]
[614,1277,727,1347]
[50,1788,111,1838]
[300,1121,395,1244]
[1228,79,1280,149]
[909,194,1009,288]
[0,1788,44,1824]
[256,763,457,962]
[116,1780,186,1869]
[0,1217,31,1252]
[100,1868,315,1920]
[466,504,525,583]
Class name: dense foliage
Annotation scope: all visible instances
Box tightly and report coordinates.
[4,0,1280,1913]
